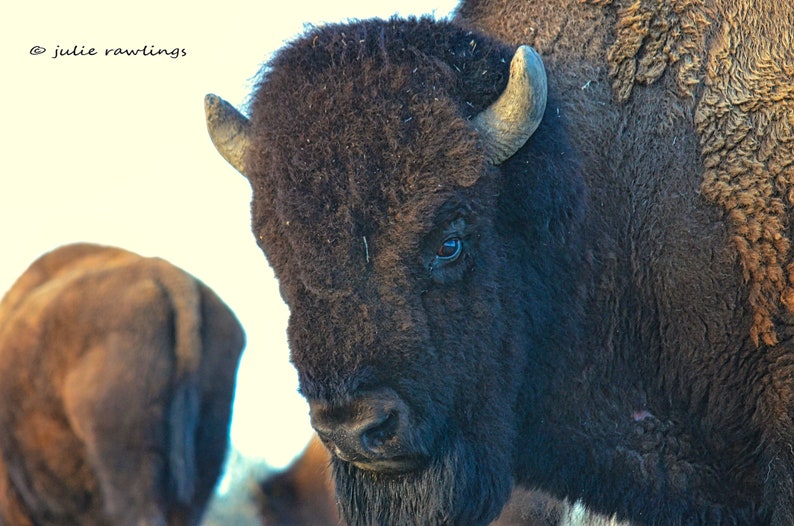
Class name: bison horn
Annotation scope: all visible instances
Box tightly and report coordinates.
[472,45,548,165]
[204,93,251,175]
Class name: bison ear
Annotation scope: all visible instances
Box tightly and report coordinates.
[204,94,252,177]
[472,45,548,165]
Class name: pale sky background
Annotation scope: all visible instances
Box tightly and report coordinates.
[2,1,459,469]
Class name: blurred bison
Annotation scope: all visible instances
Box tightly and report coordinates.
[258,436,338,526]
[0,243,245,525]
[204,0,794,523]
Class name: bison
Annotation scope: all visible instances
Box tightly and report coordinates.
[204,1,794,524]
[0,243,245,525]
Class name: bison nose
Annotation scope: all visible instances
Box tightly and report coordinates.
[309,393,401,458]
[309,390,422,473]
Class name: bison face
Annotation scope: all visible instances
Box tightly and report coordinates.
[276,166,524,525]
[288,185,513,466]
[206,18,584,526]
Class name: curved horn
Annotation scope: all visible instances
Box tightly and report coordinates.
[204,93,251,175]
[472,45,548,165]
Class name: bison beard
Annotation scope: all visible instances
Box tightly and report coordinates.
[333,433,513,526]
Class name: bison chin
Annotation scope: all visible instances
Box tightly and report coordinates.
[331,432,513,526]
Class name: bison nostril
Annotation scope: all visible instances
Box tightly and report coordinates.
[309,392,409,463]
[359,411,398,452]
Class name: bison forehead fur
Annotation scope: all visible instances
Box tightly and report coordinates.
[248,19,550,292]
[0,243,245,526]
[246,17,584,390]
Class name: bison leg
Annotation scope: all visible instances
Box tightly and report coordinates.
[63,330,173,526]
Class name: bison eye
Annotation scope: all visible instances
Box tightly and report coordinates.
[436,237,462,262]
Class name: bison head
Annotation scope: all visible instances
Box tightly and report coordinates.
[206,17,587,525]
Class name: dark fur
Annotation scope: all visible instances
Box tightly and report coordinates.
[0,243,245,525]
[235,5,794,525]
[454,0,794,523]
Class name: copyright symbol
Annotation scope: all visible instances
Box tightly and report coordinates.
[30,46,46,56]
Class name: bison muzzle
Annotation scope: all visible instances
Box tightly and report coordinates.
[308,387,419,475]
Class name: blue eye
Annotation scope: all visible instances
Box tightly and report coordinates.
[436,238,462,261]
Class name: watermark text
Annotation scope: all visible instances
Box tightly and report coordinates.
[30,44,187,60]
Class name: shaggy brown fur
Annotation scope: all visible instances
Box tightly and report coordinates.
[695,1,794,346]
[581,0,794,346]
[457,0,794,346]
[457,0,794,522]
[0,243,245,526]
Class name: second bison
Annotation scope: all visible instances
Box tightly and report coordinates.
[0,243,245,526]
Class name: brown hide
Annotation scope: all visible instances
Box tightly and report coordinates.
[455,0,794,347]
[0,243,245,526]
